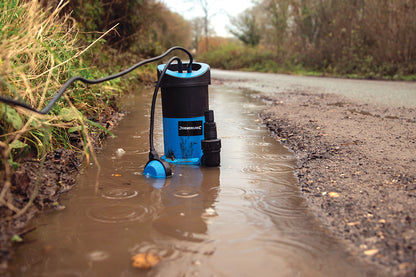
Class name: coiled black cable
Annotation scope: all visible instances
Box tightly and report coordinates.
[0,46,193,114]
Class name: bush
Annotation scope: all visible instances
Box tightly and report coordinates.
[198,43,282,72]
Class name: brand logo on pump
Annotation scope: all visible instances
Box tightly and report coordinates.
[178,121,203,136]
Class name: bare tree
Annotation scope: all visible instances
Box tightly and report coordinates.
[185,0,222,50]
[229,8,261,46]
[191,17,205,51]
[199,0,210,49]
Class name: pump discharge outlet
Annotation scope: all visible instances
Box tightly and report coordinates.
[201,110,221,166]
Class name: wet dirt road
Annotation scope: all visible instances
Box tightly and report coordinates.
[8,85,382,276]
[212,69,416,108]
[210,70,416,276]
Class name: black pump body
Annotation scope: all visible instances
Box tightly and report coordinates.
[157,62,214,165]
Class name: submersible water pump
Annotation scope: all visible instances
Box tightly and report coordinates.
[142,61,221,178]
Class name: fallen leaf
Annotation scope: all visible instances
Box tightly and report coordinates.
[364,249,379,256]
[114,174,122,177]
[132,253,162,269]
[11,235,23,242]
[328,192,340,198]
[378,219,386,224]
[347,221,360,226]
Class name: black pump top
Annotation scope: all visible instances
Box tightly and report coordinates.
[157,62,211,88]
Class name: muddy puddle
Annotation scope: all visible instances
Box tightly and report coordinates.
[8,85,378,276]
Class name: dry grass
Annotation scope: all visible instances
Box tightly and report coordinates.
[0,0,118,215]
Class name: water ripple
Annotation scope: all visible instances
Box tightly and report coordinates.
[209,186,247,197]
[252,153,297,162]
[240,163,294,174]
[129,241,182,261]
[261,237,319,259]
[86,205,147,223]
[101,188,139,200]
[170,186,201,199]
[242,126,265,132]
[254,194,308,219]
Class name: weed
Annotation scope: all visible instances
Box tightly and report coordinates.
[0,0,120,214]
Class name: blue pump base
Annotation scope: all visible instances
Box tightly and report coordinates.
[143,159,172,178]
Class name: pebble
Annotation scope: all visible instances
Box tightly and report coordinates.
[364,249,379,256]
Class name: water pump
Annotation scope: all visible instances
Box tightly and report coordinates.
[143,60,221,178]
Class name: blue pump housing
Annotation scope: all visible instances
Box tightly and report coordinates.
[157,62,211,165]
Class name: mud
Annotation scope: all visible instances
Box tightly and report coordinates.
[258,91,416,277]
[0,149,81,271]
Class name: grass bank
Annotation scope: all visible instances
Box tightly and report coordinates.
[0,0,147,229]
[1,0,120,159]
[0,1,163,270]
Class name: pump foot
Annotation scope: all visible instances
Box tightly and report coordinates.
[143,159,172,178]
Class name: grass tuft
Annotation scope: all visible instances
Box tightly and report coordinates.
[0,0,121,213]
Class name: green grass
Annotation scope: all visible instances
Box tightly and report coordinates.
[0,0,144,212]
[0,0,130,214]
[0,0,122,161]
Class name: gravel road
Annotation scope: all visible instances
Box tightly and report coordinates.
[212,69,416,277]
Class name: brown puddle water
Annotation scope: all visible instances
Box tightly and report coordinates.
[9,86,378,277]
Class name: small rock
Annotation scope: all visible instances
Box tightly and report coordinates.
[115,148,126,157]
[364,249,379,256]
[328,192,340,198]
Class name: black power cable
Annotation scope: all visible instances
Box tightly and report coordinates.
[148,56,183,161]
[0,46,192,114]
[1,46,192,178]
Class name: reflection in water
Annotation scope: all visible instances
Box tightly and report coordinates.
[152,165,219,242]
[8,86,381,277]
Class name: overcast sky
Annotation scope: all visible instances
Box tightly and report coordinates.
[162,0,254,37]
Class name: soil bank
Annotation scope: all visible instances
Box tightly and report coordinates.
[257,91,416,277]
